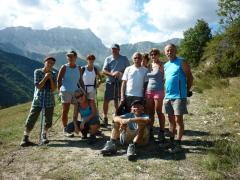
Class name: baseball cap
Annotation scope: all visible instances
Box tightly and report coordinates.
[66,50,77,57]
[111,43,120,50]
[44,56,56,62]
[131,100,143,107]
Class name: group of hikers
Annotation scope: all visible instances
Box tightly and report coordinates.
[19,43,193,161]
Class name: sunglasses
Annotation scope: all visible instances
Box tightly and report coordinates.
[150,53,158,56]
[134,56,142,59]
[75,94,84,99]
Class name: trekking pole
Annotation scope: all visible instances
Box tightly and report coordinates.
[39,88,46,145]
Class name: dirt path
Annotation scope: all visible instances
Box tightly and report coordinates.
[0,92,222,180]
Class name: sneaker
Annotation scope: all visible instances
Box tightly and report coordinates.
[127,143,137,161]
[40,133,49,144]
[87,135,97,144]
[169,144,183,154]
[63,129,74,137]
[20,135,35,147]
[100,140,117,155]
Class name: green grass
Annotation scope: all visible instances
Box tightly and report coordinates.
[198,76,240,178]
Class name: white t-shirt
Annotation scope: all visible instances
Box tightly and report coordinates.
[83,68,96,93]
[122,65,148,97]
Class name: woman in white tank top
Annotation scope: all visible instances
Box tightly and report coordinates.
[82,54,102,101]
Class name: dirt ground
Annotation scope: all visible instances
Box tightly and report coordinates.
[0,93,224,179]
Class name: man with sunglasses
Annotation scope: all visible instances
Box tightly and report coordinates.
[120,52,148,114]
[102,44,130,126]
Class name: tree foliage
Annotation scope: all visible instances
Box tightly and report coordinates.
[217,0,240,25]
[202,19,240,77]
[179,19,212,67]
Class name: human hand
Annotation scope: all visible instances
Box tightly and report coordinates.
[44,72,51,79]
[187,91,193,97]
[74,126,80,134]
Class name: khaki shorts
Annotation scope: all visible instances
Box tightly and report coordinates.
[162,98,188,115]
[120,126,150,146]
[86,89,96,100]
[59,91,77,104]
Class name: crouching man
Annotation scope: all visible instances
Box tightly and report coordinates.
[101,100,150,160]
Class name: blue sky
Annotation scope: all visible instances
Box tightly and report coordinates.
[0,0,220,46]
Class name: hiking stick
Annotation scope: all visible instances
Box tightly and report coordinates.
[39,88,46,145]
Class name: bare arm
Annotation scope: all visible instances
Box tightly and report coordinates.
[182,60,193,91]
[57,65,66,91]
[36,73,50,90]
[114,115,151,124]
[121,80,127,101]
[78,67,85,88]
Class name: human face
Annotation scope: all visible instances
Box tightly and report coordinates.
[165,45,177,60]
[111,48,120,58]
[44,59,55,71]
[87,57,95,66]
[133,54,142,67]
[67,54,77,65]
[131,104,144,116]
[150,51,160,62]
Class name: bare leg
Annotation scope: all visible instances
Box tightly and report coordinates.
[61,103,70,128]
[133,124,145,144]
[103,100,109,118]
[175,115,184,140]
[168,115,176,138]
[155,99,165,131]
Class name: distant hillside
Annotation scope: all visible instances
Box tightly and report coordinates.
[0,27,181,67]
[120,38,182,60]
[0,26,109,67]
[0,49,43,108]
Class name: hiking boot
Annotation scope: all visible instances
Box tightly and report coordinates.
[159,141,173,149]
[127,143,137,161]
[20,135,35,147]
[101,140,117,155]
[63,129,74,137]
[87,135,97,144]
[40,133,49,144]
[149,129,155,141]
[158,131,165,143]
[101,117,108,127]
[169,144,183,154]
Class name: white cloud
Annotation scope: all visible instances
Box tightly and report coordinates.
[143,0,219,32]
[0,0,219,46]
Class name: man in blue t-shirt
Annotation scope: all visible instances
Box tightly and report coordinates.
[101,100,150,161]
[102,44,130,126]
[162,44,193,153]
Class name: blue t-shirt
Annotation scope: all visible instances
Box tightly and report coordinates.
[164,57,187,99]
[121,113,149,130]
[102,54,130,83]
